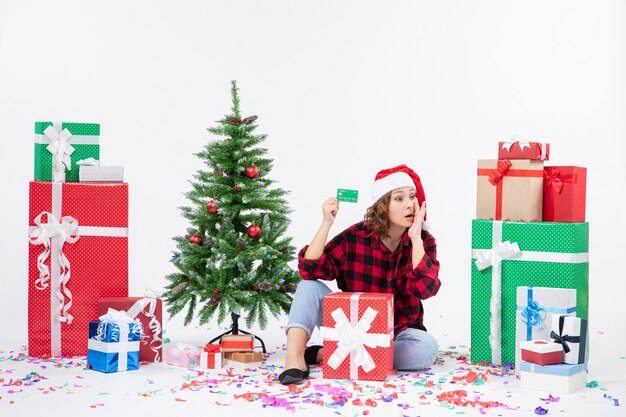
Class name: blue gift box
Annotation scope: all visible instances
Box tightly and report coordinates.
[519,360,587,376]
[87,320,141,373]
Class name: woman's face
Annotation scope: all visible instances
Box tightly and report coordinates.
[387,187,418,228]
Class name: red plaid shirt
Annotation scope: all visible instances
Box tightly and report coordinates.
[298,221,441,337]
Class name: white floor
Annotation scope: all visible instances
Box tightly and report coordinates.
[1,328,624,417]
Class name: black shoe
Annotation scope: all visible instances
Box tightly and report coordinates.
[278,367,310,385]
[304,345,323,365]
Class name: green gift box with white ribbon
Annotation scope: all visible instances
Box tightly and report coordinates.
[470,220,588,365]
[34,122,100,182]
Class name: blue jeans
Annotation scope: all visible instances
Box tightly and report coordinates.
[286,280,439,370]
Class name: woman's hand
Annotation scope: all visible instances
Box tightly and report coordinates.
[408,201,426,242]
[321,197,339,225]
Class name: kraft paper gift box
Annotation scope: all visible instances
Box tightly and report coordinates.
[550,315,588,365]
[470,220,588,365]
[320,292,394,381]
[87,310,141,373]
[221,334,255,352]
[98,297,163,362]
[515,286,576,368]
[166,343,202,368]
[476,159,544,222]
[498,140,550,161]
[520,340,563,366]
[543,166,587,223]
[223,351,262,367]
[28,181,129,357]
[520,361,587,394]
[34,122,100,182]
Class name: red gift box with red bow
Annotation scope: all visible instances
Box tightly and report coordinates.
[543,166,587,223]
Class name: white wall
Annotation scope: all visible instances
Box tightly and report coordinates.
[1,1,624,350]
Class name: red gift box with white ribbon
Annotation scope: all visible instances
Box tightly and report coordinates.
[98,297,163,362]
[28,181,129,357]
[498,140,550,161]
[320,292,394,381]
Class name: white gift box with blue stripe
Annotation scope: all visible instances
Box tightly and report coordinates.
[520,361,587,393]
[87,309,142,373]
[515,286,576,370]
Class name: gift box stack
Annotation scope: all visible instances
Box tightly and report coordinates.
[164,334,262,370]
[221,334,263,367]
[320,292,394,381]
[165,342,223,369]
[470,138,589,384]
[28,122,163,372]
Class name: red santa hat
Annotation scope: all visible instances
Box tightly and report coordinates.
[371,164,430,230]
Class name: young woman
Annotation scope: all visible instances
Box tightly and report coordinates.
[278,164,441,385]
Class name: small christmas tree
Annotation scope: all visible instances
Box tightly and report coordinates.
[164,81,300,335]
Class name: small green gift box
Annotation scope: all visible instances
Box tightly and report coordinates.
[34,122,100,182]
[470,219,588,365]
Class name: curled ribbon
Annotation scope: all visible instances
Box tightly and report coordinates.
[44,124,75,182]
[487,159,512,185]
[521,300,547,330]
[29,211,80,324]
[320,307,391,374]
[126,294,163,362]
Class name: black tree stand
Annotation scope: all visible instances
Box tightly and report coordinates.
[208,312,267,353]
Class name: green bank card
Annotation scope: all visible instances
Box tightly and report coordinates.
[337,189,358,203]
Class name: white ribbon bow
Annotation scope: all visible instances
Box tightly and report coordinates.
[474,241,521,271]
[29,212,80,324]
[44,124,75,182]
[76,157,100,166]
[320,307,391,375]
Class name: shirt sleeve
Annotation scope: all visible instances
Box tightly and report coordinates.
[298,233,347,281]
[397,230,441,299]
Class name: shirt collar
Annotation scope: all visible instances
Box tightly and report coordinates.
[369,228,411,251]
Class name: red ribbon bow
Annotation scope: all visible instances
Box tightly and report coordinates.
[544,169,564,194]
[204,343,221,353]
[488,159,512,185]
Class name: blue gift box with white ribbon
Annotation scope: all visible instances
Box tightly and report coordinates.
[87,309,142,373]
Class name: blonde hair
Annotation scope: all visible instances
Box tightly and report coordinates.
[363,192,392,239]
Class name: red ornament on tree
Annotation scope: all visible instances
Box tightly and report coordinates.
[244,164,259,179]
[247,224,261,238]
[214,288,220,295]
[230,117,242,125]
[207,200,218,214]
[232,186,241,192]
[251,285,260,291]
[188,235,203,245]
